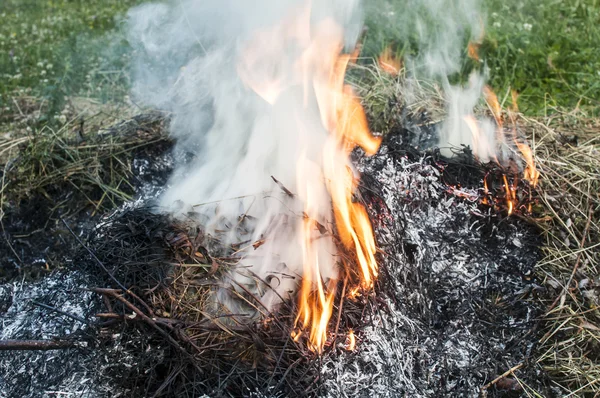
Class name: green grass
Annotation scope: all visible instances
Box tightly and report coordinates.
[362,0,600,116]
[0,0,141,126]
[482,0,600,116]
[1,0,598,122]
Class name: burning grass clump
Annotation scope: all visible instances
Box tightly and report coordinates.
[80,205,359,397]
[355,66,600,395]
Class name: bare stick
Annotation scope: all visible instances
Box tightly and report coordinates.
[0,339,80,351]
[271,176,295,198]
[61,218,128,292]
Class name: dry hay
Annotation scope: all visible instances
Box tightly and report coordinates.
[82,204,372,397]
[519,111,600,396]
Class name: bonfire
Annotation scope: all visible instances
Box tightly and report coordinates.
[1,1,599,397]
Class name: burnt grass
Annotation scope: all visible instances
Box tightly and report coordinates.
[0,110,550,397]
[0,112,173,282]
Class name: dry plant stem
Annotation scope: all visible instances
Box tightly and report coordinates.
[481,362,524,392]
[547,207,594,312]
[91,287,197,362]
[0,339,79,351]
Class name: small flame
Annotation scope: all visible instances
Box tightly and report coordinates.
[463,40,540,213]
[502,174,516,215]
[378,47,402,75]
[483,86,503,129]
[467,41,481,62]
[346,329,356,351]
[482,176,489,205]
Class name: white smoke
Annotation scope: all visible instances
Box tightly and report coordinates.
[127,0,363,313]
[366,0,511,163]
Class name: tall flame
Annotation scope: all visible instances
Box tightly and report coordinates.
[239,3,380,353]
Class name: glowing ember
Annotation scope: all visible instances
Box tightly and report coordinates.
[239,3,380,353]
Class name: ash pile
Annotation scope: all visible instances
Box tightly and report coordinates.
[0,114,546,397]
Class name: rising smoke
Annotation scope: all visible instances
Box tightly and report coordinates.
[127,0,364,313]
[125,0,507,315]
[365,0,507,162]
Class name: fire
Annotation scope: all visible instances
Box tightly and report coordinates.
[467,41,481,62]
[459,39,540,214]
[346,329,356,351]
[378,47,402,76]
[502,174,516,215]
[239,3,380,353]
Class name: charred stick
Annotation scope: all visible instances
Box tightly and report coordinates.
[0,339,81,351]
[91,288,197,363]
[94,312,247,332]
[480,362,524,392]
[333,277,348,347]
[271,176,295,198]
[61,218,128,292]
[32,300,89,325]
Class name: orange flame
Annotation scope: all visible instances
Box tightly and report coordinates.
[346,329,356,351]
[238,3,380,353]
[467,41,481,62]
[502,174,516,215]
[483,85,503,129]
[378,47,402,75]
[464,38,539,214]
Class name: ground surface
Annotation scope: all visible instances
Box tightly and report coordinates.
[1,0,599,397]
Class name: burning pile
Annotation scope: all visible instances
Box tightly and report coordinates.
[128,0,541,356]
[0,0,556,396]
[127,0,386,353]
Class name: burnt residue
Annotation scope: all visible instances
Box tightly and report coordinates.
[1,110,551,398]
[327,129,548,397]
[0,112,173,284]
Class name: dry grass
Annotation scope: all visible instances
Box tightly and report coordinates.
[0,108,167,221]
[519,111,600,396]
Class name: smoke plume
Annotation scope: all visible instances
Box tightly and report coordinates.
[126,0,364,313]
[365,0,512,163]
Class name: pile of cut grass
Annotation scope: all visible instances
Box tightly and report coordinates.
[0,110,168,222]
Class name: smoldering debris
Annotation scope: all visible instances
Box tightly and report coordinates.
[0,113,548,397]
[321,130,547,397]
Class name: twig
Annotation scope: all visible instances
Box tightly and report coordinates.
[0,339,81,351]
[91,287,199,363]
[32,301,89,325]
[61,218,128,292]
[271,176,295,198]
[481,362,524,392]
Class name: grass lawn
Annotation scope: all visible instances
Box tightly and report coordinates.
[482,0,600,116]
[1,0,599,124]
[0,0,141,127]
